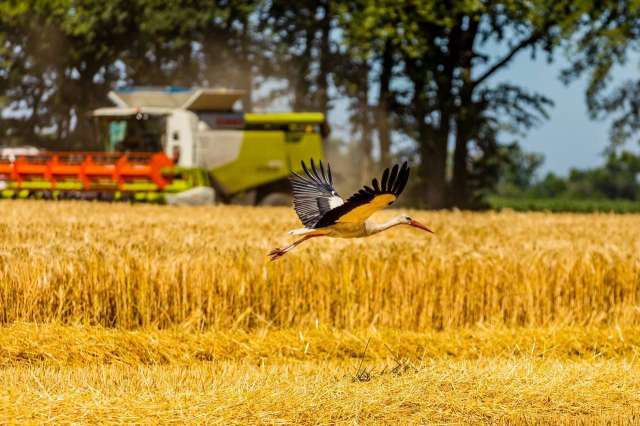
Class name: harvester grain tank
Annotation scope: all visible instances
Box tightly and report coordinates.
[0,86,326,204]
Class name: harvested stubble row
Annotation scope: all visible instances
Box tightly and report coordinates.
[1,323,639,366]
[0,201,638,330]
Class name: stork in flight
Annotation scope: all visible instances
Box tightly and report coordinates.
[268,159,433,261]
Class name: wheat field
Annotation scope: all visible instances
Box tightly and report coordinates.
[0,200,639,423]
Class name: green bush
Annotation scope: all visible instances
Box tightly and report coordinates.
[488,196,640,213]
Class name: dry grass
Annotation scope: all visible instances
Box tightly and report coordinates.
[2,358,640,425]
[0,201,638,329]
[0,324,639,424]
[1,322,640,366]
[1,201,640,423]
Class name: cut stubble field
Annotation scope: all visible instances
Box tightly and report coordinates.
[0,201,639,424]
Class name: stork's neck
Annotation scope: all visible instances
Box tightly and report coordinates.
[366,217,405,235]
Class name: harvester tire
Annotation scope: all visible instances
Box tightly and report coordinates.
[258,192,292,206]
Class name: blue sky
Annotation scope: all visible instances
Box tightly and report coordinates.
[503,53,637,175]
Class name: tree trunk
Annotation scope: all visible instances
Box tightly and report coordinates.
[317,0,331,145]
[72,66,101,149]
[293,28,313,111]
[421,128,449,209]
[426,93,453,209]
[376,39,393,168]
[408,58,449,209]
[240,14,253,112]
[449,17,479,208]
[450,118,470,207]
[359,68,373,182]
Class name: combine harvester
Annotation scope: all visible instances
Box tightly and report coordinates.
[0,87,325,205]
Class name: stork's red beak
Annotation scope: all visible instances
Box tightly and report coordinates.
[409,219,434,234]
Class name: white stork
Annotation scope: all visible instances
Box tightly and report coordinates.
[269,159,433,261]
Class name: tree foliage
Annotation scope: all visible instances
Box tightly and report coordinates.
[0,0,255,148]
[561,1,640,147]
[498,148,640,201]
[0,0,632,208]
[337,0,584,208]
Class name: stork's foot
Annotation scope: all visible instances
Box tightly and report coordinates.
[268,234,320,261]
[268,247,287,261]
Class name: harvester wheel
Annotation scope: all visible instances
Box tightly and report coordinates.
[98,192,116,202]
[31,191,51,200]
[120,193,135,203]
[258,192,292,206]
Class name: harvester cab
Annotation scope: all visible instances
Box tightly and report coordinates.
[0,86,326,204]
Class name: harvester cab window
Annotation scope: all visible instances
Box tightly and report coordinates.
[109,121,127,150]
[105,115,166,153]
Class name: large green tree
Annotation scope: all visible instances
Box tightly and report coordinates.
[341,0,585,208]
[0,0,136,147]
[256,0,335,115]
[0,0,256,147]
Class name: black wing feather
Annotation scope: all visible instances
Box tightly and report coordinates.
[290,159,344,227]
[392,163,409,194]
[372,178,380,192]
[387,164,399,191]
[314,161,410,228]
[381,168,389,191]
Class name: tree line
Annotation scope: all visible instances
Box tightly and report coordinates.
[1,1,640,208]
[499,146,640,202]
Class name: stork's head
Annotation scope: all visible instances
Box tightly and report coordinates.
[399,215,434,234]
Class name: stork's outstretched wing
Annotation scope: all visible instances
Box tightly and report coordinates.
[313,162,409,228]
[290,159,344,228]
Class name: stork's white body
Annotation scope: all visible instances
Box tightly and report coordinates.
[288,217,407,239]
[289,222,366,238]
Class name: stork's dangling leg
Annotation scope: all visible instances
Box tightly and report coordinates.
[268,234,324,261]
